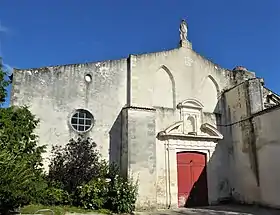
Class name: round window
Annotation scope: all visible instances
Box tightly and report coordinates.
[70,109,94,133]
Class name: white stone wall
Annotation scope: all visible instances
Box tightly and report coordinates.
[253,106,280,208]
[127,44,238,209]
[223,79,267,205]
[223,80,261,203]
[123,107,157,210]
[11,60,128,169]
[129,46,234,113]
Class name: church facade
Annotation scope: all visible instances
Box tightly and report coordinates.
[11,20,280,209]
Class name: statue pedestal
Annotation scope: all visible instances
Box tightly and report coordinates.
[179,40,192,49]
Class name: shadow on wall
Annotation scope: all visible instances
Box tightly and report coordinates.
[109,110,122,168]
[184,98,231,207]
[184,162,208,207]
[184,146,229,208]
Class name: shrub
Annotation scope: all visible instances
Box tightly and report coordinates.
[77,178,108,210]
[48,137,108,194]
[37,186,70,206]
[0,150,47,214]
[48,136,138,213]
[76,174,138,213]
[107,175,138,213]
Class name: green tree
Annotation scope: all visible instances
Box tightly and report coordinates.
[0,61,47,214]
[0,58,10,104]
[0,105,46,168]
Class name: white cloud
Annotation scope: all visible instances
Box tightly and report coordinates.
[0,26,8,33]
[0,21,9,33]
[0,21,10,58]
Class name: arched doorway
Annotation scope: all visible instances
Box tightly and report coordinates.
[177,151,208,207]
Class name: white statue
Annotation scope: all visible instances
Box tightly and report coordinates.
[180,19,188,41]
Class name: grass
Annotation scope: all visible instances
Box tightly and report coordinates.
[20,204,112,215]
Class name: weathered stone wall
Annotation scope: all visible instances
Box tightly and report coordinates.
[11,60,128,169]
[154,107,179,208]
[129,46,235,113]
[252,105,280,208]
[122,107,157,210]
[224,83,280,208]
[127,44,254,208]
[263,86,280,109]
[223,79,263,204]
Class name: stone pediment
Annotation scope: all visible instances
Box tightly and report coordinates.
[158,121,223,140]
[177,99,204,110]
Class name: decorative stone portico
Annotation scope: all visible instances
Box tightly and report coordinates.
[156,99,224,208]
[158,99,223,140]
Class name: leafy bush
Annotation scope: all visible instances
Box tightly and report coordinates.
[37,186,70,206]
[107,175,138,213]
[48,137,108,194]
[0,150,47,214]
[77,178,108,210]
[76,175,138,213]
[48,136,138,213]
[0,106,46,167]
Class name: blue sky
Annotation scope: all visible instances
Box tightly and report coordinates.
[1,0,280,107]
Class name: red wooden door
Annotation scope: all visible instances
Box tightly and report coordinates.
[177,151,208,207]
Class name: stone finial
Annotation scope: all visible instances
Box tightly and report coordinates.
[180,19,188,41]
